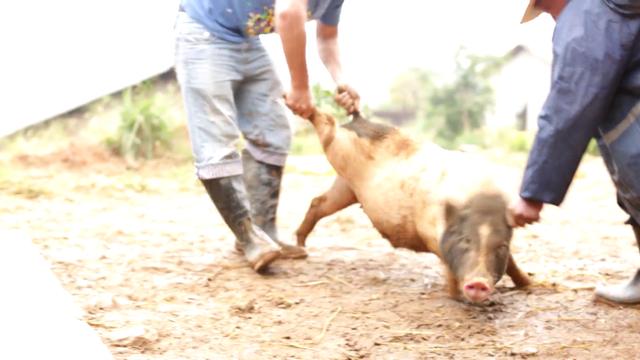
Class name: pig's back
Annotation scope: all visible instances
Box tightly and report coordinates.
[420,146,517,204]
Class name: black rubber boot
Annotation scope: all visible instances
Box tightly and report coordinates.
[201,176,281,272]
[595,222,640,304]
[242,149,307,259]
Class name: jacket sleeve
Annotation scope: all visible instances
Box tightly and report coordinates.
[520,0,636,205]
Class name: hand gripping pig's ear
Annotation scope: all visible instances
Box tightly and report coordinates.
[505,208,517,228]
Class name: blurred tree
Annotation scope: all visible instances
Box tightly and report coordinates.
[388,68,435,116]
[430,51,504,141]
[384,50,505,146]
[312,84,348,122]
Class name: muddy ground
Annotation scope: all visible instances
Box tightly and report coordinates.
[2,144,640,360]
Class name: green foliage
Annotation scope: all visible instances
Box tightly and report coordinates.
[289,84,339,155]
[586,138,600,156]
[311,84,348,122]
[291,84,360,155]
[107,82,173,160]
[490,129,533,153]
[450,130,488,149]
[290,131,324,155]
[426,128,533,153]
[503,131,532,153]
[388,68,435,115]
[429,52,505,142]
[385,50,506,145]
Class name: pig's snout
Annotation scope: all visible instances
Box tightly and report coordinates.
[463,279,493,303]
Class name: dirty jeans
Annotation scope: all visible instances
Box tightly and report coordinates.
[174,11,291,179]
[598,102,640,225]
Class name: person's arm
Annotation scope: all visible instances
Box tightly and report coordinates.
[316,22,360,114]
[316,0,359,114]
[511,0,638,226]
[275,0,313,118]
[316,23,342,84]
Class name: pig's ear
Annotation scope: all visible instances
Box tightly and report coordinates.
[444,200,460,226]
[505,208,517,228]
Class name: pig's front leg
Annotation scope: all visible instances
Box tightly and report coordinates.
[295,176,358,246]
[446,267,462,301]
[506,254,531,288]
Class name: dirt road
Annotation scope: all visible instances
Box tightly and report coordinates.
[2,147,640,359]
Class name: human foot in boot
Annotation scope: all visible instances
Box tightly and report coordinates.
[201,176,281,272]
[242,149,307,259]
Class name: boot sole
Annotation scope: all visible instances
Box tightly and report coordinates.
[593,293,640,306]
[281,252,309,260]
[252,250,281,273]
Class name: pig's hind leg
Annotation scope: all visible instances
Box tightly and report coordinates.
[506,254,531,288]
[295,176,358,246]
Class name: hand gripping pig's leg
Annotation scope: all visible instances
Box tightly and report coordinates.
[295,176,358,247]
[506,254,531,288]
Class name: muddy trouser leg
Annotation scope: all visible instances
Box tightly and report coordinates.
[234,40,306,259]
[242,149,307,259]
[174,12,280,272]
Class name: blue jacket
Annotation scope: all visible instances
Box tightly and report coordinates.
[520,0,640,205]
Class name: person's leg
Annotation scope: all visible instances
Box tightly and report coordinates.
[174,12,280,271]
[594,110,640,303]
[242,150,307,259]
[200,175,281,271]
[235,41,307,259]
[594,198,640,304]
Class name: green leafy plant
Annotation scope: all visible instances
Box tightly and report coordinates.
[429,52,505,143]
[312,84,348,122]
[107,83,173,160]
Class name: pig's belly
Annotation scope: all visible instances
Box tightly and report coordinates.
[353,172,430,252]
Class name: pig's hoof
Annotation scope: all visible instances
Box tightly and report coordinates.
[279,244,308,259]
[513,275,533,288]
[295,236,307,248]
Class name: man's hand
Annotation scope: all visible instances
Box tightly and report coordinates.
[276,0,312,118]
[285,87,314,119]
[335,84,360,114]
[508,197,544,227]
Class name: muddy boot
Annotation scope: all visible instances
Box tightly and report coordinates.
[201,176,281,272]
[242,149,307,259]
[595,224,640,304]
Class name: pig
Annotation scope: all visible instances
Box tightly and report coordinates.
[295,110,531,304]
